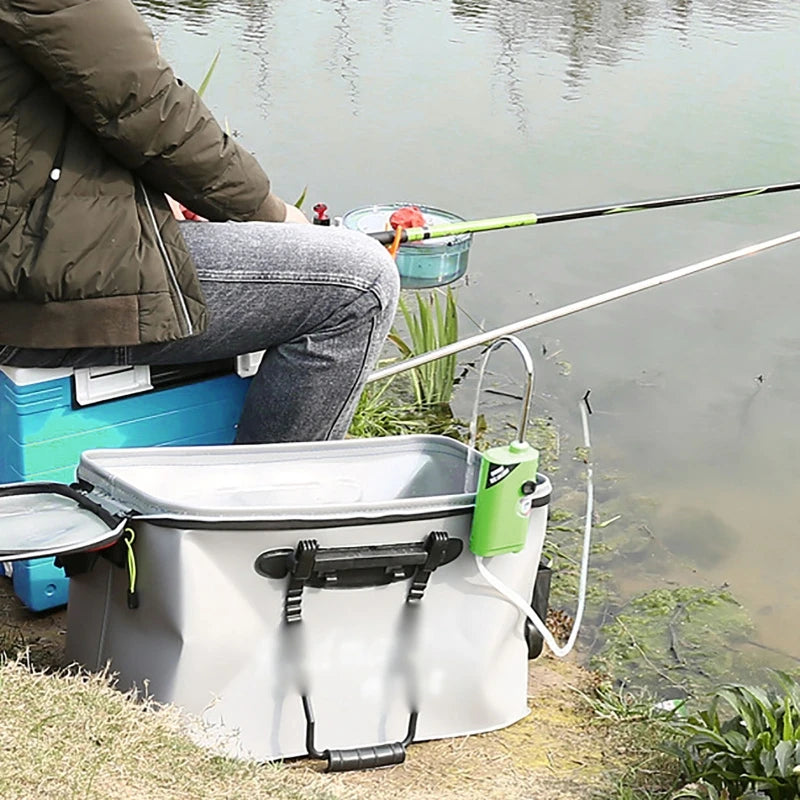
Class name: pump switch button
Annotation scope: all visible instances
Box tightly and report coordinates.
[521,480,537,496]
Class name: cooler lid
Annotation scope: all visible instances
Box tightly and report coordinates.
[0,483,126,561]
[75,435,480,522]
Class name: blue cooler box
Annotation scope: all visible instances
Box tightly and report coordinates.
[0,357,257,611]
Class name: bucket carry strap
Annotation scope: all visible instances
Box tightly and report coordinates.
[254,530,462,624]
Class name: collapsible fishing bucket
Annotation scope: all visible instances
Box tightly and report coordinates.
[0,435,551,769]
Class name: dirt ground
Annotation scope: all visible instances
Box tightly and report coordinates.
[0,575,67,668]
[293,661,615,800]
[0,577,639,800]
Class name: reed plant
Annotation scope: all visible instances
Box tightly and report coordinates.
[389,287,459,409]
[196,49,221,98]
[349,286,461,438]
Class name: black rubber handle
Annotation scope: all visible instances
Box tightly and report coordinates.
[303,696,418,772]
[326,742,406,772]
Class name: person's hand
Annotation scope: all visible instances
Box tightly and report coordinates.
[283,202,311,224]
[179,205,207,221]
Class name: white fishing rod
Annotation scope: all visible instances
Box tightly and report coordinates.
[367,228,800,384]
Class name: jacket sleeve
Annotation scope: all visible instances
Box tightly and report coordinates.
[0,0,285,222]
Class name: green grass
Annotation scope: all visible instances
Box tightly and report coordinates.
[577,681,675,724]
[347,379,429,438]
[348,379,462,439]
[0,658,340,800]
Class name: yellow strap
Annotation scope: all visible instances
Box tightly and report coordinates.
[124,527,137,595]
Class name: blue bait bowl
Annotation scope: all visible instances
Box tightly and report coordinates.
[342,204,472,290]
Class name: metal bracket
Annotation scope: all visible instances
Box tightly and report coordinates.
[468,335,535,449]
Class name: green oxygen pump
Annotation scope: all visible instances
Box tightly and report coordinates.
[468,336,539,557]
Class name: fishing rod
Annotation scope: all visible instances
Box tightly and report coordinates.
[366,228,800,384]
[367,181,800,245]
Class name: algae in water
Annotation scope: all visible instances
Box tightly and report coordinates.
[590,586,754,695]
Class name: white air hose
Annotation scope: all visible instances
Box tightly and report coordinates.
[475,397,595,658]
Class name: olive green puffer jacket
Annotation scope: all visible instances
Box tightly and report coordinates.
[0,0,285,349]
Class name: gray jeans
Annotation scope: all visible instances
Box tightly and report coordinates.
[0,221,400,443]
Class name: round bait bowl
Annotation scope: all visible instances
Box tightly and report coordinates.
[342,204,472,290]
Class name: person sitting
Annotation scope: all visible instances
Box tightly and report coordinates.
[0,0,399,443]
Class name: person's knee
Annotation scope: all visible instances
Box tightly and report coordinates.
[319,228,399,318]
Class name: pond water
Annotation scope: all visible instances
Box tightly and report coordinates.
[139,1,800,665]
